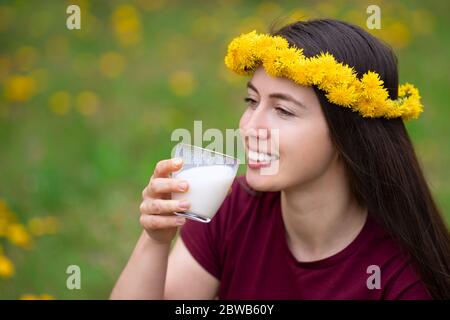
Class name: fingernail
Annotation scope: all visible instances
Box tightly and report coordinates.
[176,217,186,225]
[178,181,188,191]
[178,200,190,210]
[173,158,183,166]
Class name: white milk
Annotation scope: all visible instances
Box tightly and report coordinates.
[172,165,236,221]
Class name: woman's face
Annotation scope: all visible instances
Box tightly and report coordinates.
[239,66,338,192]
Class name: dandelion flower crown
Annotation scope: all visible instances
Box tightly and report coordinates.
[224,30,423,121]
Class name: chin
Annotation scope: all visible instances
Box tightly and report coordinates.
[245,168,281,192]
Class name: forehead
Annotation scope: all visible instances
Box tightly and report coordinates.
[249,66,312,96]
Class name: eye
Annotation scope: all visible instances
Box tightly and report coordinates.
[275,106,295,117]
[244,97,258,109]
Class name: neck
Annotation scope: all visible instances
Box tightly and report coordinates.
[280,156,367,262]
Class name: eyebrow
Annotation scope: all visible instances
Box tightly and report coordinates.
[247,81,307,109]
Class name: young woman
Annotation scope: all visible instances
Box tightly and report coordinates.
[111,19,450,299]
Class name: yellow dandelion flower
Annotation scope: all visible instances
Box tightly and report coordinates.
[326,84,359,108]
[224,31,424,121]
[357,98,377,118]
[308,53,337,86]
[290,58,309,85]
[361,71,384,91]
[225,31,259,75]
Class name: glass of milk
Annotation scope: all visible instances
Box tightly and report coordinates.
[171,143,239,223]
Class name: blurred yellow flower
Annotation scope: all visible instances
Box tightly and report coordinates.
[0,255,14,278]
[49,91,71,116]
[99,52,126,78]
[15,46,38,72]
[20,294,55,300]
[76,91,100,116]
[112,5,142,46]
[28,216,60,236]
[6,223,33,249]
[4,75,36,102]
[168,71,196,97]
[379,22,411,49]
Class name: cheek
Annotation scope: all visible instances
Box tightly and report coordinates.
[280,121,335,176]
[239,109,250,129]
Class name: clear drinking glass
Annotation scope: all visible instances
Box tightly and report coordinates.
[171,143,240,223]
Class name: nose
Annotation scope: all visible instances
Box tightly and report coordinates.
[240,104,271,148]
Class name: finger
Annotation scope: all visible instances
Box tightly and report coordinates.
[140,214,186,229]
[148,178,189,196]
[140,198,190,215]
[153,158,183,179]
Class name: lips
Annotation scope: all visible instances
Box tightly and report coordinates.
[243,136,280,172]
[247,150,279,163]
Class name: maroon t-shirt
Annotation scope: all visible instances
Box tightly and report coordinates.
[179,176,432,300]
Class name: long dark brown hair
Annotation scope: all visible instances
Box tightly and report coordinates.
[272,19,450,299]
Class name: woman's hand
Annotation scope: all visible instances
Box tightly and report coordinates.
[139,158,190,245]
